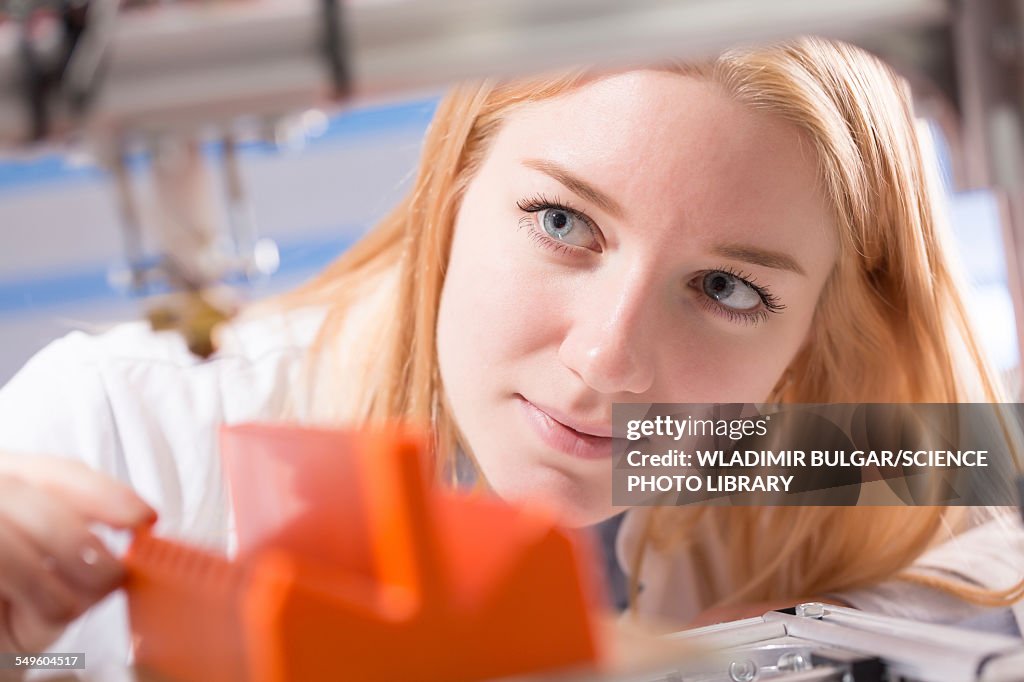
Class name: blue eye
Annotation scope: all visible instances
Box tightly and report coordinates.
[540,208,585,243]
[689,268,785,327]
[516,195,602,252]
[701,271,762,311]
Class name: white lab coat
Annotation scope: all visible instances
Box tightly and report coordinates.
[0,311,318,676]
[0,309,1022,676]
[616,505,1024,631]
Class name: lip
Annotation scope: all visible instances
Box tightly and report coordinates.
[516,395,614,460]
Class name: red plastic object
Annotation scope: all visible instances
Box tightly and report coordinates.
[124,422,605,681]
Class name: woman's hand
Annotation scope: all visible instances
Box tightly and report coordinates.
[0,454,155,655]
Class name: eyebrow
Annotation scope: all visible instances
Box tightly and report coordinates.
[524,157,806,276]
[522,158,625,219]
[712,243,806,276]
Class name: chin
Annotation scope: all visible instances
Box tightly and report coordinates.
[483,464,616,529]
[548,502,621,529]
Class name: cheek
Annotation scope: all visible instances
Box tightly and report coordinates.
[680,336,798,402]
[435,204,563,401]
[654,306,816,404]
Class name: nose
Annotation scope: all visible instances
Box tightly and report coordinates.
[557,270,657,395]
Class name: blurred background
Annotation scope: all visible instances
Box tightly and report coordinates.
[0,96,437,382]
[0,100,1018,385]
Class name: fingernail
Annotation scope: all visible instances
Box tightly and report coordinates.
[70,541,121,590]
[80,546,99,566]
[133,500,158,524]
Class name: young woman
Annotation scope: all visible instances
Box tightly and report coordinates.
[0,36,1021,667]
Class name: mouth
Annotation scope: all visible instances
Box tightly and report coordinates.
[515,394,615,460]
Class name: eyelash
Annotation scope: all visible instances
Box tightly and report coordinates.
[514,194,786,326]
[515,193,600,254]
[692,266,786,326]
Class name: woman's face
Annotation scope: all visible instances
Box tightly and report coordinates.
[436,71,838,526]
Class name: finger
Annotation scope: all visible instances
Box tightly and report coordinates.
[0,480,123,594]
[0,458,155,528]
[5,596,76,661]
[0,523,82,625]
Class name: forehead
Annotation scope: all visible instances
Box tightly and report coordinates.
[487,70,834,255]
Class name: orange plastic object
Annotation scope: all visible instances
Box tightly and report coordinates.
[125,529,250,682]
[124,422,605,682]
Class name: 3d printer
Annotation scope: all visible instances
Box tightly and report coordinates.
[1,1,1023,681]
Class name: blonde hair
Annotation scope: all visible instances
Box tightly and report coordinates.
[269,37,1023,615]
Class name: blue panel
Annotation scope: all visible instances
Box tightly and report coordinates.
[0,97,439,193]
[0,231,361,315]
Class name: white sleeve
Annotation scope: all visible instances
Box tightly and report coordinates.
[0,323,244,547]
[0,331,137,675]
[0,325,232,541]
[0,330,125,473]
[0,318,313,676]
[0,324,244,676]
[834,512,1024,634]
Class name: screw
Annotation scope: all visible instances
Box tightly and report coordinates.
[777,652,811,672]
[796,602,826,618]
[728,659,758,682]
